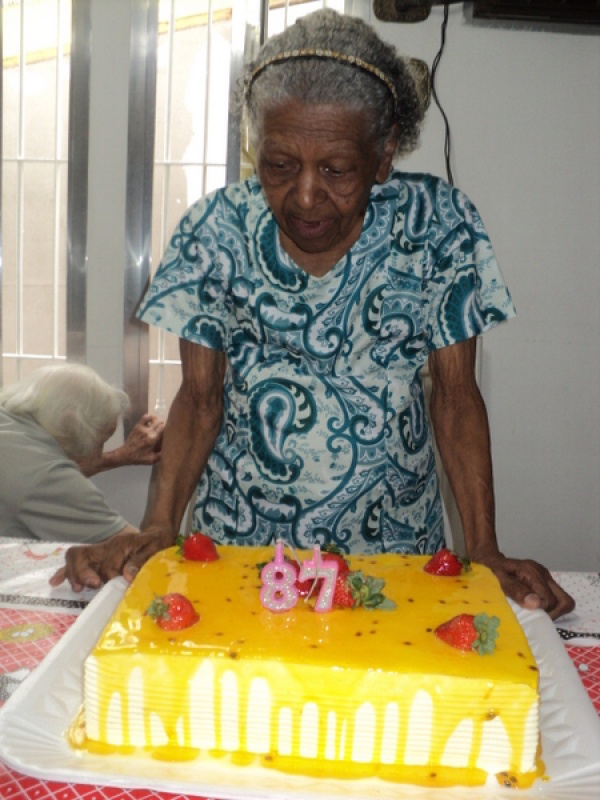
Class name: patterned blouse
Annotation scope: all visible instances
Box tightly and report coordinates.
[138,170,516,554]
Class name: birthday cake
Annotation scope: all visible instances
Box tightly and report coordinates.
[75,540,541,789]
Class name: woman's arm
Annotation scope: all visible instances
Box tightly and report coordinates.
[79,414,165,477]
[51,339,227,590]
[49,523,139,591]
[428,338,496,557]
[428,337,574,619]
[142,338,227,540]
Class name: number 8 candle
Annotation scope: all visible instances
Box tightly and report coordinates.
[260,541,298,612]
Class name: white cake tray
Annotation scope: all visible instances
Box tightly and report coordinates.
[0,578,599,800]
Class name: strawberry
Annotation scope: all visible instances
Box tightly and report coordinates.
[333,574,356,608]
[321,552,350,578]
[178,531,219,562]
[434,613,500,655]
[297,553,349,598]
[424,548,470,577]
[295,572,323,598]
[333,571,396,611]
[147,593,199,631]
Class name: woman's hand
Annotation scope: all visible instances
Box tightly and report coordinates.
[48,525,175,592]
[79,414,165,477]
[475,551,575,620]
[110,414,165,467]
[428,342,574,621]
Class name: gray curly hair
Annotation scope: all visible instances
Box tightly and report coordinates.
[0,364,129,460]
[243,9,425,160]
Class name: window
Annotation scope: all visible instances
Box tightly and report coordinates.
[1,0,72,385]
[1,0,346,405]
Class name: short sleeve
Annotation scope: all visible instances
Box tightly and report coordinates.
[137,192,232,351]
[422,184,516,351]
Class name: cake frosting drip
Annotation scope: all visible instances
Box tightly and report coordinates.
[78,547,541,788]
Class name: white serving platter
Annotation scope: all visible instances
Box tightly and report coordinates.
[0,578,599,800]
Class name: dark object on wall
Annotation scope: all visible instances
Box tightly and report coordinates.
[373,1,600,25]
[473,0,600,25]
[408,57,432,110]
[373,0,433,22]
[373,1,463,23]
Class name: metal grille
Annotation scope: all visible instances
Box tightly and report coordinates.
[0,0,72,385]
[0,0,345,397]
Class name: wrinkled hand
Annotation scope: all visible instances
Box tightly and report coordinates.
[117,414,164,466]
[478,553,575,620]
[49,527,175,593]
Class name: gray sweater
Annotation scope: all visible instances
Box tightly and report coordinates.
[0,408,126,542]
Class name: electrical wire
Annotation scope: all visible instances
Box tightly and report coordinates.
[430,4,454,184]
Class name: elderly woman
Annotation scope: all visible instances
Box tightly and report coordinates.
[0,364,163,542]
[53,10,573,617]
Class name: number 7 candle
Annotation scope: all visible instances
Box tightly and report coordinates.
[298,546,339,612]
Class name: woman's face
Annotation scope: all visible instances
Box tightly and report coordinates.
[255,100,395,276]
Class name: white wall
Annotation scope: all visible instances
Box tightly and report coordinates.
[93,3,599,568]
[369,5,599,570]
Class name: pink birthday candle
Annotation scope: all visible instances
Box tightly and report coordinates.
[260,541,299,612]
[298,546,339,613]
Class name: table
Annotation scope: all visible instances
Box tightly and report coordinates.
[0,539,598,800]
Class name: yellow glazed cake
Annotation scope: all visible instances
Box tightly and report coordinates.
[78,545,541,789]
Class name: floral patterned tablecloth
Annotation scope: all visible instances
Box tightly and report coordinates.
[0,539,598,800]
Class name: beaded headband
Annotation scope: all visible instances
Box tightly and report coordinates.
[246,48,399,106]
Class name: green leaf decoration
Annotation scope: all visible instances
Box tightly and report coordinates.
[375,598,397,611]
[345,571,396,611]
[472,613,500,655]
[459,555,472,573]
[147,595,170,621]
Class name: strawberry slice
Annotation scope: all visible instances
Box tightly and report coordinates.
[424,548,470,576]
[147,593,199,631]
[179,531,219,562]
[434,613,500,654]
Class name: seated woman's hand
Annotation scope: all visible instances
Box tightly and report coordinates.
[116,413,164,466]
[477,552,575,620]
[49,525,175,592]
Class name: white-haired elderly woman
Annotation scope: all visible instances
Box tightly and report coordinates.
[0,364,163,544]
[53,10,573,617]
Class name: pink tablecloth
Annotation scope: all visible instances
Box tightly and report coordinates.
[0,539,598,800]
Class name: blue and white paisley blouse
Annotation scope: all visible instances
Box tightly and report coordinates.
[138,171,516,555]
